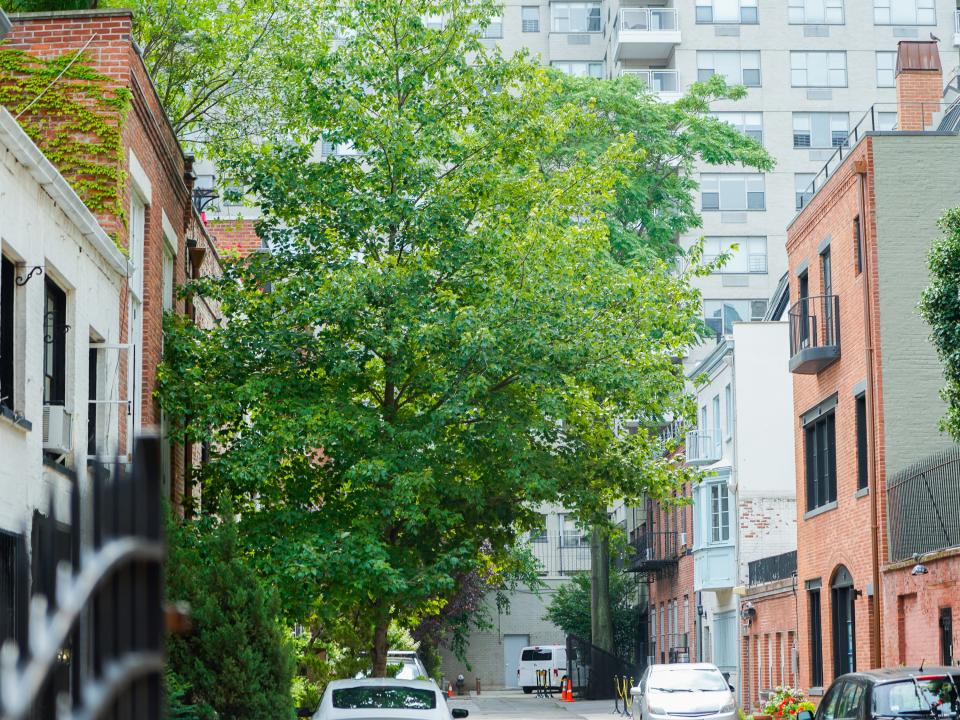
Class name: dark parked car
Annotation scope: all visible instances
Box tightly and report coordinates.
[798,668,960,720]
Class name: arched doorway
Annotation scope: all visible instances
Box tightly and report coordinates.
[831,565,856,676]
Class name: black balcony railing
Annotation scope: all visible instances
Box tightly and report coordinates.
[748,550,797,586]
[629,532,679,572]
[788,294,840,374]
[888,446,960,563]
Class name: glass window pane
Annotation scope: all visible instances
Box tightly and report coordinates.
[719,176,745,210]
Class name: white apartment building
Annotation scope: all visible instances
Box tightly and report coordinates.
[683,318,796,691]
[0,107,126,646]
[487,0,959,364]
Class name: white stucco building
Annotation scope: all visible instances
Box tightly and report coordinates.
[0,107,126,644]
[683,318,796,691]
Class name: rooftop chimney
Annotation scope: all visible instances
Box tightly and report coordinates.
[895,40,943,130]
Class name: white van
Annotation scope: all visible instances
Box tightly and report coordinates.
[517,645,567,693]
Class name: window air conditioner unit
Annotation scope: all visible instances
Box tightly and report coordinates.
[42,405,72,454]
[678,532,687,548]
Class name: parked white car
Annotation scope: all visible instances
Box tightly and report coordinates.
[354,651,433,683]
[517,645,567,693]
[311,679,468,720]
[631,663,737,720]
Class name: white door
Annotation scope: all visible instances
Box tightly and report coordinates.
[504,635,529,688]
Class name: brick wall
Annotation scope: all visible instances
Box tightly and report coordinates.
[208,218,261,258]
[741,585,798,711]
[786,137,884,690]
[6,10,195,506]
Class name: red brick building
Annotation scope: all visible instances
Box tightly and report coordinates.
[4,10,222,506]
[786,42,960,693]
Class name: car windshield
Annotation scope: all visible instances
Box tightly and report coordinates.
[332,686,437,710]
[650,669,729,692]
[874,678,960,717]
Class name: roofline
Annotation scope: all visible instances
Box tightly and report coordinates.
[0,108,127,276]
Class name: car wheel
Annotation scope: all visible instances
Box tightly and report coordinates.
[522,687,533,694]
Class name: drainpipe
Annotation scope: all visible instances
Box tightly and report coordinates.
[855,159,883,668]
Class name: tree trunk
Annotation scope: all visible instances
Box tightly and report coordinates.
[590,525,614,654]
[371,611,391,677]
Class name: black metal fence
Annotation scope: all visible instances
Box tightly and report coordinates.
[629,532,679,572]
[748,550,797,586]
[888,446,960,562]
[566,633,637,701]
[0,436,165,720]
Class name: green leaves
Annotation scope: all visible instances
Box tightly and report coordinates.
[920,208,960,439]
[159,0,735,658]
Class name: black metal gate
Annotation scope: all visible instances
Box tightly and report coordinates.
[0,436,165,720]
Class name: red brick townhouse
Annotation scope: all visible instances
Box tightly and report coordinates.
[3,10,222,507]
[786,42,960,694]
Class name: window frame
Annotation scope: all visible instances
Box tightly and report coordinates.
[856,393,868,491]
[551,2,602,32]
[703,299,769,336]
[724,384,733,438]
[0,256,14,412]
[792,112,850,149]
[711,111,764,144]
[804,408,838,512]
[695,0,759,25]
[697,51,761,87]
[876,51,896,87]
[809,585,824,687]
[700,173,766,212]
[791,51,848,88]
[521,5,540,32]
[788,0,845,24]
[874,0,936,25]
[708,480,731,544]
[796,173,816,210]
[43,278,67,407]
[550,60,604,78]
[702,236,768,274]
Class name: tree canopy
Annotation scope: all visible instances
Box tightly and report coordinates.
[920,207,960,439]
[159,0,770,673]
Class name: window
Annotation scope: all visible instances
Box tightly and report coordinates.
[874,0,936,25]
[701,174,765,211]
[710,482,730,543]
[791,51,847,87]
[482,14,503,38]
[809,584,824,686]
[704,299,768,335]
[793,112,849,148]
[560,515,588,546]
[804,409,837,511]
[87,347,98,457]
[43,279,67,407]
[0,256,14,412]
[552,2,601,32]
[856,394,868,491]
[0,530,26,647]
[712,395,721,455]
[711,112,763,143]
[695,0,759,24]
[876,111,897,131]
[703,237,768,273]
[789,0,844,23]
[796,173,816,210]
[876,51,896,87]
[551,61,604,78]
[724,384,733,437]
[522,5,540,32]
[854,215,863,275]
[698,51,761,86]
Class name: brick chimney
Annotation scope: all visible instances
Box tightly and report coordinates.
[895,40,942,130]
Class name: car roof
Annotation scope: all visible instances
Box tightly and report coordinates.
[650,663,721,671]
[839,667,960,685]
[522,645,564,650]
[327,678,440,690]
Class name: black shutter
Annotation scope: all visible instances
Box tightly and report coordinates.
[0,257,14,411]
[855,395,868,491]
[826,412,837,503]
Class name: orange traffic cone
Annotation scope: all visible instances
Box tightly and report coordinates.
[447,682,454,698]
[561,678,572,702]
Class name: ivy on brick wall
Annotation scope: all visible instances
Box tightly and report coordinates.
[0,47,130,227]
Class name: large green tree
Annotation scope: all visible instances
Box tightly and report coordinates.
[920,207,960,438]
[158,0,757,675]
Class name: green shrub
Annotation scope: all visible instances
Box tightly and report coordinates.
[166,513,296,720]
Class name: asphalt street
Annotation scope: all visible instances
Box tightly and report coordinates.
[447,689,628,720]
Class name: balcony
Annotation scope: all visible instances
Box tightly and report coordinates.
[616,8,681,62]
[629,531,680,572]
[622,69,680,99]
[788,295,841,374]
[954,10,960,47]
[693,543,736,591]
[685,430,721,466]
